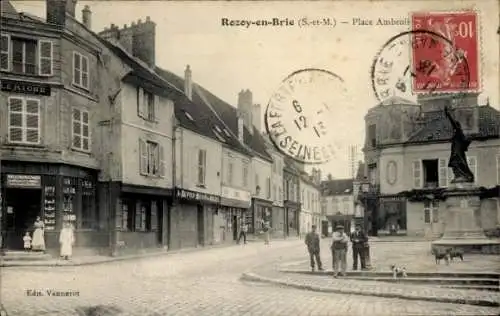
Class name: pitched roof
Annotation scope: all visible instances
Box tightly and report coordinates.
[406,105,500,144]
[154,67,253,157]
[193,85,273,162]
[321,179,354,196]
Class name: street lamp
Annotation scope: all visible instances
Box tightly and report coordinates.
[360,180,372,269]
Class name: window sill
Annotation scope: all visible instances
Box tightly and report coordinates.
[140,173,162,178]
[71,83,90,93]
[71,147,92,155]
[196,184,206,189]
[3,142,45,149]
[1,70,54,79]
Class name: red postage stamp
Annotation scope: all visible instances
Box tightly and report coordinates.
[411,11,479,93]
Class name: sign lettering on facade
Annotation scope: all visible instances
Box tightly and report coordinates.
[6,174,41,188]
[1,79,51,96]
[175,188,220,204]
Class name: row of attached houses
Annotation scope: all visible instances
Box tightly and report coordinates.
[0,0,322,256]
[360,95,500,238]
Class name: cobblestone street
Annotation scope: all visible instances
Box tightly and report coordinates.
[1,239,499,315]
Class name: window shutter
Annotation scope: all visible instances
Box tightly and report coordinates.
[159,144,165,178]
[73,52,81,86]
[154,95,160,121]
[8,97,23,142]
[438,158,448,187]
[139,139,147,175]
[467,156,477,183]
[38,40,53,76]
[25,99,40,144]
[81,56,89,88]
[412,160,422,188]
[137,87,144,118]
[497,155,500,185]
[1,34,10,71]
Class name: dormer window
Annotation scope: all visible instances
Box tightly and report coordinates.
[214,125,222,133]
[184,111,194,121]
[223,128,231,137]
[213,128,226,142]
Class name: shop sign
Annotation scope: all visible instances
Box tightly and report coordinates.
[175,188,220,204]
[6,174,41,188]
[221,186,251,202]
[1,79,51,96]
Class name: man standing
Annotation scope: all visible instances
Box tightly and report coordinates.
[238,221,248,244]
[351,224,368,270]
[305,225,323,272]
[331,225,349,278]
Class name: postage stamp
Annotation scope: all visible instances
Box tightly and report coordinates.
[371,28,472,103]
[264,68,347,165]
[411,11,479,94]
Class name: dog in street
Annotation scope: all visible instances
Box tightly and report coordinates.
[447,248,464,262]
[432,247,464,265]
[390,265,408,279]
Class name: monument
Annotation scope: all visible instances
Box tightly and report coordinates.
[431,106,500,254]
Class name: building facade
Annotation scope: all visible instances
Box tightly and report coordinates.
[1,2,105,253]
[283,157,301,237]
[321,177,355,234]
[299,171,321,236]
[363,95,500,237]
[263,134,285,237]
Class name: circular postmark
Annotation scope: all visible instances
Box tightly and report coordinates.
[264,68,348,165]
[371,30,471,104]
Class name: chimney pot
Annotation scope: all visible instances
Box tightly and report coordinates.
[146,16,151,21]
[82,4,91,29]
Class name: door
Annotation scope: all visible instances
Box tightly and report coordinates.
[232,215,238,241]
[197,205,204,246]
[4,188,42,250]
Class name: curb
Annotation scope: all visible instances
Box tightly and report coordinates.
[1,239,303,267]
[240,272,500,307]
[278,269,500,279]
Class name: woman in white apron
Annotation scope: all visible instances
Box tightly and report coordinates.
[31,217,46,252]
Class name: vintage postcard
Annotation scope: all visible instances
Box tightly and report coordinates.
[0,0,499,315]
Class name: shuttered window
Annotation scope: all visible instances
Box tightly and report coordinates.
[139,139,164,177]
[38,40,53,75]
[1,34,10,71]
[72,108,90,151]
[197,149,206,185]
[438,158,448,187]
[136,87,158,121]
[73,51,89,89]
[467,156,477,184]
[412,160,422,188]
[8,97,40,144]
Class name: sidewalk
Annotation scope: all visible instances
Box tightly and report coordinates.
[1,236,301,267]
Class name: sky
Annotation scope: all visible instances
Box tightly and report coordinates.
[11,0,500,179]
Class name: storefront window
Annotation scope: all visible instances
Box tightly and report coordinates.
[288,209,297,230]
[135,201,147,232]
[62,177,77,226]
[81,179,95,229]
[122,204,129,231]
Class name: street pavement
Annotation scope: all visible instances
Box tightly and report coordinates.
[1,239,499,316]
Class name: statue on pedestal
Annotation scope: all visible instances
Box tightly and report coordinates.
[444,106,474,183]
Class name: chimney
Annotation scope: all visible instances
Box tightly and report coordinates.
[132,16,156,68]
[81,5,91,29]
[253,103,262,132]
[237,89,253,134]
[327,174,333,181]
[184,65,192,101]
[118,24,134,54]
[98,24,120,42]
[237,112,244,143]
[46,0,67,26]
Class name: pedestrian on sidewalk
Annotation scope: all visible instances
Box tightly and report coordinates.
[331,225,349,278]
[31,216,46,252]
[305,225,323,272]
[238,221,248,244]
[262,220,270,245]
[23,231,32,252]
[350,224,368,270]
[59,221,75,260]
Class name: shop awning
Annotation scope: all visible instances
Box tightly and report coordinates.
[220,197,251,209]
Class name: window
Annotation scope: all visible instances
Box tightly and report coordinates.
[227,161,234,185]
[368,124,377,147]
[184,111,194,121]
[266,177,271,199]
[8,97,40,144]
[424,200,439,223]
[135,202,147,231]
[422,159,439,188]
[198,149,207,185]
[73,51,89,89]
[72,108,90,151]
[137,88,158,122]
[1,35,53,75]
[242,163,249,187]
[278,185,283,202]
[223,128,231,137]
[467,156,477,183]
[139,139,164,177]
[255,174,260,194]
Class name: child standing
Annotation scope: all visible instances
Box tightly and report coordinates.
[23,232,32,252]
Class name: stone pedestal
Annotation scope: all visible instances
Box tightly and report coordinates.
[431,182,500,254]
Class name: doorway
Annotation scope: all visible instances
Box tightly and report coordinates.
[197,205,205,246]
[3,188,42,250]
[232,215,238,241]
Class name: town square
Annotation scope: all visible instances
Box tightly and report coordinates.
[0,0,499,315]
